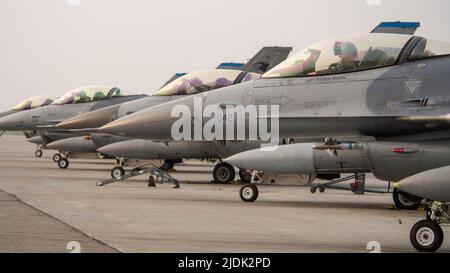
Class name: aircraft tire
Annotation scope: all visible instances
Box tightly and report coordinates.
[239,184,259,202]
[213,162,235,184]
[111,166,125,179]
[53,154,62,162]
[35,150,43,158]
[58,158,69,169]
[393,188,420,210]
[410,220,444,252]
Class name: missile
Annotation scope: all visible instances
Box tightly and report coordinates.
[313,143,363,151]
[394,166,450,202]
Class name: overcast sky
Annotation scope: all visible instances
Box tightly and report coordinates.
[1,0,450,111]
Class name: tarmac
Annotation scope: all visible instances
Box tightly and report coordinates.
[0,133,449,253]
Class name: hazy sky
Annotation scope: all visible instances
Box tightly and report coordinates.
[1,0,450,111]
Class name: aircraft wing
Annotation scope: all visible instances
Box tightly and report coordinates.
[371,21,420,35]
[242,46,293,74]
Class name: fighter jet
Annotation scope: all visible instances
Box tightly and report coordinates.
[96,25,450,252]
[54,47,292,176]
[56,47,293,130]
[0,95,55,120]
[0,95,57,153]
[0,85,146,131]
[0,85,148,167]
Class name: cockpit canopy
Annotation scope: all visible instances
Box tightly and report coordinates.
[409,38,450,60]
[52,86,128,105]
[264,33,412,78]
[153,69,260,96]
[13,96,56,110]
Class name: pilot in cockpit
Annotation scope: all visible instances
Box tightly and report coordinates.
[330,41,359,72]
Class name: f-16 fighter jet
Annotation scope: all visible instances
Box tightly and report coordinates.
[0,85,146,167]
[54,47,292,176]
[96,25,450,252]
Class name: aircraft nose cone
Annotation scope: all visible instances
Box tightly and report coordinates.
[0,113,25,131]
[57,105,121,130]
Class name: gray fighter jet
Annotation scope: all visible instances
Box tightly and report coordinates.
[56,47,293,130]
[0,85,146,131]
[96,26,450,252]
[54,47,292,176]
[0,95,56,154]
[0,85,147,167]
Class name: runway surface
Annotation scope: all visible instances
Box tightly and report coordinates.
[0,134,449,253]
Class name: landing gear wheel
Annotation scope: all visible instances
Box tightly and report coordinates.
[148,176,156,187]
[393,188,420,210]
[240,184,259,202]
[53,154,62,162]
[35,150,43,158]
[213,162,235,184]
[319,186,325,193]
[111,166,125,179]
[410,220,444,252]
[58,158,69,169]
[160,161,175,171]
[239,169,252,184]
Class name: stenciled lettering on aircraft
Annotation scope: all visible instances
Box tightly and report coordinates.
[305,75,347,83]
[250,96,292,106]
[302,100,338,110]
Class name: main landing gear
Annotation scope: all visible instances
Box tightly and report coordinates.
[54,152,70,169]
[410,201,448,252]
[392,188,422,210]
[57,158,69,169]
[213,162,236,184]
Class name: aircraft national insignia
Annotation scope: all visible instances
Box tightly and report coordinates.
[404,80,422,94]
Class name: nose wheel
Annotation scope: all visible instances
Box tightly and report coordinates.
[111,166,125,179]
[239,183,259,202]
[410,201,448,252]
[35,149,43,158]
[410,220,444,252]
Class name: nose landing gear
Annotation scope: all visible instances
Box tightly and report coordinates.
[410,201,448,252]
[35,149,43,158]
